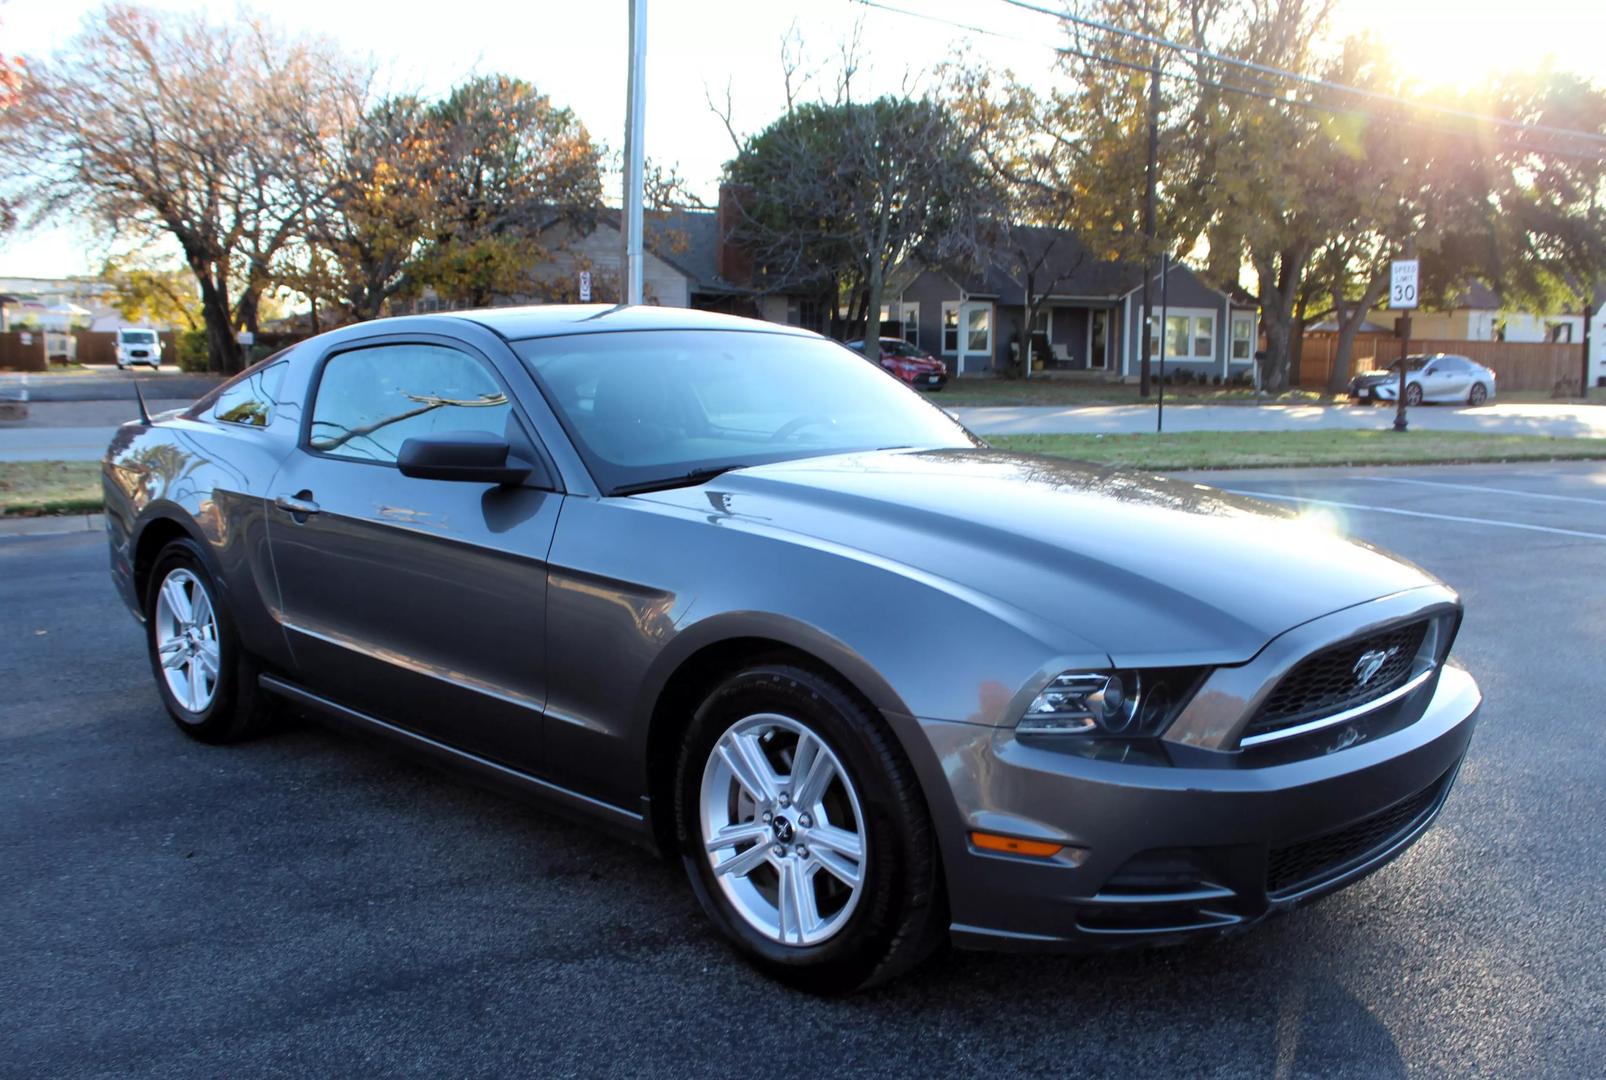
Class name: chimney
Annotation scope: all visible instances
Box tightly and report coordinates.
[716,183,754,286]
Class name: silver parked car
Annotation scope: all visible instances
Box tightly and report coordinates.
[104,306,1481,993]
[1350,353,1497,406]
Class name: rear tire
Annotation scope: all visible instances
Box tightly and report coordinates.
[1405,383,1423,406]
[144,538,277,743]
[1468,382,1488,406]
[674,662,945,993]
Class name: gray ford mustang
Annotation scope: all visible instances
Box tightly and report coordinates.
[104,305,1481,992]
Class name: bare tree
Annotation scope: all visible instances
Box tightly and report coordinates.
[1,4,366,371]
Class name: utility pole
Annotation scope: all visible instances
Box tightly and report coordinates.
[1138,50,1160,397]
[1157,251,1168,432]
[621,0,648,306]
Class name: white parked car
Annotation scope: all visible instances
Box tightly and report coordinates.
[114,327,163,370]
[1349,353,1496,406]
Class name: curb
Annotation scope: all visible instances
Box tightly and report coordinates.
[0,512,105,538]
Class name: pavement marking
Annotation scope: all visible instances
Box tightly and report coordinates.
[1222,489,1606,541]
[1363,475,1606,506]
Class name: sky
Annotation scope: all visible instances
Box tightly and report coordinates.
[2,0,1601,278]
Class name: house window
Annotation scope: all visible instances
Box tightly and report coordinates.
[1548,321,1574,343]
[1148,310,1217,360]
[1031,308,1050,338]
[941,302,959,354]
[1231,313,1255,361]
[902,302,920,347]
[966,306,991,354]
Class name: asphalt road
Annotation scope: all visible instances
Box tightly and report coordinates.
[3,462,1604,1078]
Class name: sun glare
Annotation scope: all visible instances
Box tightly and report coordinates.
[1333,0,1595,89]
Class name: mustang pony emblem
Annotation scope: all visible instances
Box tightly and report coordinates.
[1353,647,1399,687]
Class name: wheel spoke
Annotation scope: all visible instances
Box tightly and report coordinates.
[186,658,206,711]
[705,820,769,853]
[158,638,187,668]
[161,576,193,624]
[812,847,862,890]
[719,732,780,804]
[190,586,214,632]
[790,734,835,810]
[777,859,817,944]
[713,839,773,880]
[195,641,221,679]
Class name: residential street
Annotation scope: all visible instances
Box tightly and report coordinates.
[3,461,1602,1078]
[953,400,1606,438]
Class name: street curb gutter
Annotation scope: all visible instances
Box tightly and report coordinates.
[0,512,104,538]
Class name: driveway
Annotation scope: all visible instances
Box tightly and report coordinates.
[2,461,1602,1077]
[953,401,1606,438]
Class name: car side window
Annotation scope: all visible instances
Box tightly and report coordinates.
[309,343,511,464]
[212,361,287,428]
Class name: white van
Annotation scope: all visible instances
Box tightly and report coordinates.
[115,328,162,369]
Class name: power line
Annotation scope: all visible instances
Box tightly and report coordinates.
[851,0,1605,160]
[995,0,1606,148]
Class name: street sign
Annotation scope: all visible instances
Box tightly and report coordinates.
[236,331,255,346]
[1390,259,1419,309]
[579,270,592,303]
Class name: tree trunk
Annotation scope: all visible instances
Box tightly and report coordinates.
[196,273,242,374]
[1252,245,1310,394]
[864,258,885,365]
[1325,274,1389,395]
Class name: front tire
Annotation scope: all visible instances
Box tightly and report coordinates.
[675,663,945,993]
[144,538,276,743]
[1405,382,1423,406]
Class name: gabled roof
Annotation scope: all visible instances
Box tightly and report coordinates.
[958,227,1146,302]
[551,208,745,296]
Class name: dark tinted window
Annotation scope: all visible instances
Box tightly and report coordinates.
[512,329,974,494]
[309,343,511,464]
[1437,356,1472,372]
[212,361,287,428]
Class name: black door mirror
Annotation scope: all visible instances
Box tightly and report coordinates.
[397,431,532,485]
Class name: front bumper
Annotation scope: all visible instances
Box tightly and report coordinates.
[892,663,1480,952]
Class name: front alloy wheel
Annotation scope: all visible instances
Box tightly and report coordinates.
[1405,382,1423,406]
[700,714,867,946]
[676,663,945,993]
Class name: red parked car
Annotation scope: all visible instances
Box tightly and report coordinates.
[844,337,948,390]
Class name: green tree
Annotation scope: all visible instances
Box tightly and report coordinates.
[726,96,996,361]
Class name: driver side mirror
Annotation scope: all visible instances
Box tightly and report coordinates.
[397,431,533,485]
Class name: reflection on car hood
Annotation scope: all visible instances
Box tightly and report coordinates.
[642,449,1438,666]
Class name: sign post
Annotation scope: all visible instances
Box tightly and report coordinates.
[1389,258,1419,433]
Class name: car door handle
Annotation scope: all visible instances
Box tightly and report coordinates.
[274,492,320,518]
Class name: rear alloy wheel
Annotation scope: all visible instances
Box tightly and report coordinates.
[676,663,945,993]
[1405,382,1423,406]
[1468,382,1488,406]
[144,538,276,743]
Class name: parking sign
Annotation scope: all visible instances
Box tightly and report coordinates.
[1390,260,1419,309]
[579,270,592,302]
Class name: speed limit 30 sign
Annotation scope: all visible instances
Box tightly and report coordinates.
[1390,259,1419,309]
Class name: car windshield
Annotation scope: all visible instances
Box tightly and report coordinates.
[121,330,157,344]
[513,329,977,494]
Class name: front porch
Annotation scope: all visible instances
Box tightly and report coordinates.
[1028,302,1123,374]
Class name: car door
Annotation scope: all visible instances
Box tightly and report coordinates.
[1438,357,1473,400]
[265,333,561,774]
[1417,359,1449,401]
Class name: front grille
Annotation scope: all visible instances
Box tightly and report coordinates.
[1243,620,1429,741]
[1266,769,1452,896]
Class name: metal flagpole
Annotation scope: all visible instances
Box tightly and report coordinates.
[621,0,648,305]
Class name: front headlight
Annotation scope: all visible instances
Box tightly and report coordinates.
[1018,668,1205,738]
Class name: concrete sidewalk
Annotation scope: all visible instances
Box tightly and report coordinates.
[952,401,1606,439]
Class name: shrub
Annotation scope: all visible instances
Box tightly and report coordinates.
[176,329,210,372]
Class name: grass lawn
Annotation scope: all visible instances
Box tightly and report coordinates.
[937,378,1329,407]
[991,430,1606,471]
[1492,388,1606,405]
[0,460,103,516]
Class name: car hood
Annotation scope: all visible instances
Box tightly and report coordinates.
[640,449,1438,666]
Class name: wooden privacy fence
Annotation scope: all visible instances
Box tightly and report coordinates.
[1298,335,1585,393]
[0,331,49,371]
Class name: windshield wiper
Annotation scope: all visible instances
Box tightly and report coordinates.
[611,464,751,497]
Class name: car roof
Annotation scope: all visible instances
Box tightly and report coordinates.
[426,303,819,342]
